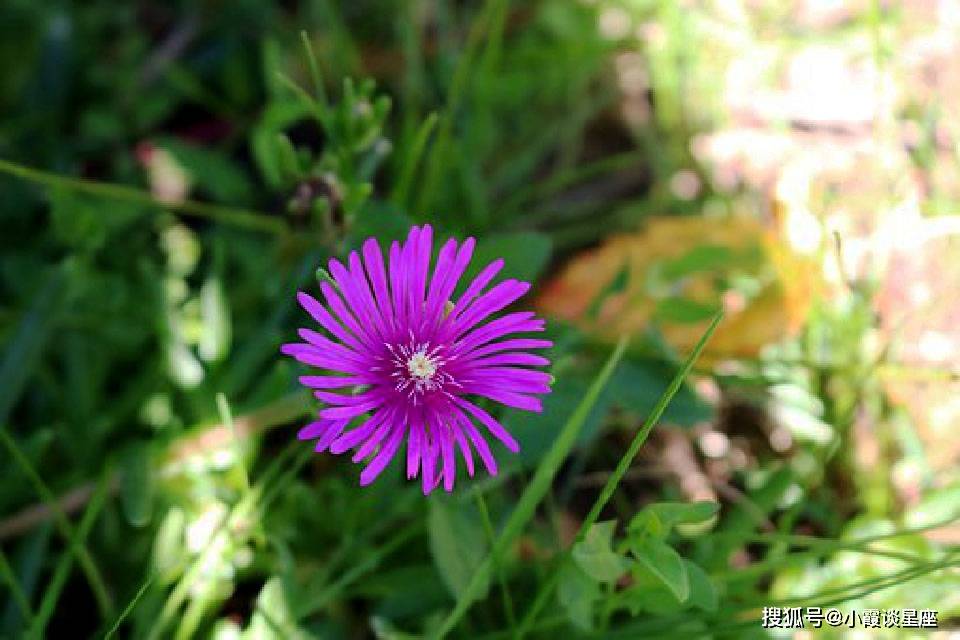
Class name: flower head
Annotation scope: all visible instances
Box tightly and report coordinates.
[282,225,552,493]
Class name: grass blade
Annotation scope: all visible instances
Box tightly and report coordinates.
[0,264,66,426]
[415,0,510,215]
[102,573,155,640]
[299,30,328,109]
[516,312,723,637]
[30,471,110,637]
[0,548,33,627]
[0,158,286,235]
[391,111,439,208]
[0,428,115,620]
[431,335,630,639]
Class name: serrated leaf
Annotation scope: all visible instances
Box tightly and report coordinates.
[631,537,689,602]
[572,520,629,583]
[428,499,489,600]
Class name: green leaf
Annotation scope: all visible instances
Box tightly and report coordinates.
[630,501,720,539]
[433,338,630,638]
[557,559,599,631]
[244,577,308,640]
[428,498,489,600]
[371,615,427,640]
[607,360,712,427]
[158,138,254,204]
[572,521,629,583]
[463,232,552,285]
[512,368,614,467]
[654,297,721,324]
[0,264,69,426]
[120,442,154,527]
[153,508,187,584]
[659,245,735,280]
[683,560,718,613]
[199,276,232,363]
[251,101,312,189]
[587,262,630,319]
[631,537,689,602]
[620,575,684,615]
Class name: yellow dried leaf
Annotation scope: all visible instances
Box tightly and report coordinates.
[536,215,816,362]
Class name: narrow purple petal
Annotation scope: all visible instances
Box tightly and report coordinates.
[362,238,395,333]
[330,406,393,454]
[468,386,544,413]
[424,238,475,332]
[388,240,407,332]
[447,259,504,323]
[453,397,520,452]
[297,328,367,365]
[466,368,552,391]
[450,408,497,475]
[421,419,437,494]
[360,424,405,486]
[451,420,475,477]
[353,412,397,462]
[422,238,459,328]
[299,375,370,389]
[327,260,383,344]
[467,338,553,359]
[313,389,383,405]
[462,353,550,368]
[448,280,531,339]
[452,312,545,355]
[320,282,378,350]
[315,420,349,452]
[411,225,433,320]
[281,343,368,375]
[320,398,383,421]
[441,427,455,492]
[296,291,366,353]
[407,416,424,479]
[297,421,329,441]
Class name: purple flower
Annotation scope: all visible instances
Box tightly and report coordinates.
[282,225,552,494]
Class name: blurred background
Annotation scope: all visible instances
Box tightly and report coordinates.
[2,0,960,638]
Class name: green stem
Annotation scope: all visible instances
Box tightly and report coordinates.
[516,313,723,639]
[711,513,960,582]
[0,547,33,625]
[415,0,510,215]
[430,336,631,639]
[0,158,287,235]
[0,428,114,620]
[30,471,111,637]
[103,573,155,640]
[475,492,516,627]
[296,523,422,618]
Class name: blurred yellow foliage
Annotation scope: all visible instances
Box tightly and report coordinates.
[536,214,818,362]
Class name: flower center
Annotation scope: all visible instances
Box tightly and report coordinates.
[406,351,438,381]
[383,339,455,402]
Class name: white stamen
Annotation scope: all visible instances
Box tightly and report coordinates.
[407,351,438,381]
